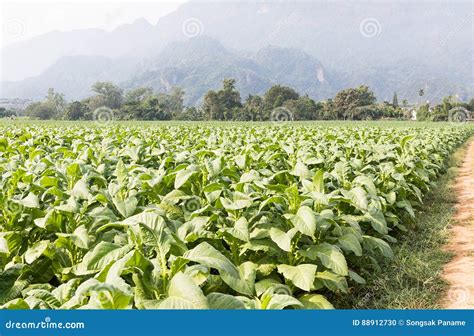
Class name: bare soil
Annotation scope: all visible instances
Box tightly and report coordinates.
[441,138,474,309]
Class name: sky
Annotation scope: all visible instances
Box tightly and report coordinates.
[0,0,186,48]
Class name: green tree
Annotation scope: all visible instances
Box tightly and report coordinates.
[202,90,221,120]
[124,87,153,104]
[91,82,123,109]
[0,107,16,118]
[333,86,377,120]
[64,101,88,120]
[242,95,265,121]
[24,102,57,120]
[202,79,242,120]
[467,98,474,111]
[45,88,66,115]
[264,85,299,111]
[392,92,398,107]
[157,87,185,119]
[283,95,322,120]
[120,87,154,120]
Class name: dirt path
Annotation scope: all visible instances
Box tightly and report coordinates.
[441,138,474,309]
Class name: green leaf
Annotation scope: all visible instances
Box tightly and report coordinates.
[291,161,310,179]
[266,294,303,309]
[364,206,388,235]
[175,168,196,189]
[161,272,208,309]
[299,294,334,309]
[0,265,28,304]
[227,217,249,242]
[269,228,296,252]
[363,236,394,259]
[299,243,348,276]
[221,261,256,296]
[25,240,49,264]
[293,206,317,237]
[344,187,368,211]
[184,242,239,278]
[312,169,325,193]
[207,293,245,309]
[338,234,362,257]
[76,242,132,274]
[71,180,91,199]
[349,270,366,284]
[1,298,30,309]
[315,271,348,293]
[23,289,61,308]
[277,264,317,291]
[70,225,90,249]
[400,135,415,149]
[19,193,40,208]
[113,196,138,218]
[0,236,9,254]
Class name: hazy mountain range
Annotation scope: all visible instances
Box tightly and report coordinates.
[1,0,472,104]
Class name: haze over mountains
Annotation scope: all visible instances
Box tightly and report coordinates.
[1,1,472,104]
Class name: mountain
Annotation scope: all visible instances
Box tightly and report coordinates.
[125,37,335,104]
[0,19,153,82]
[1,56,137,100]
[1,37,335,105]
[0,1,472,103]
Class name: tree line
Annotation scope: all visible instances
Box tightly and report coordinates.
[2,79,473,121]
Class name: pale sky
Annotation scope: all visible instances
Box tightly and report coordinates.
[0,0,186,48]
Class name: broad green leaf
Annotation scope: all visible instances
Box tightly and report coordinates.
[175,168,196,189]
[349,270,366,284]
[277,264,317,291]
[19,193,39,208]
[76,242,132,274]
[71,180,91,199]
[0,236,9,254]
[113,196,138,218]
[184,242,239,278]
[298,294,334,309]
[312,169,325,193]
[227,217,249,242]
[363,236,394,259]
[315,270,348,293]
[221,261,256,296]
[163,272,208,309]
[2,298,30,309]
[207,293,245,309]
[70,225,90,249]
[269,227,297,252]
[293,206,317,237]
[299,243,348,276]
[338,234,362,257]
[25,241,49,264]
[364,206,388,235]
[266,294,303,309]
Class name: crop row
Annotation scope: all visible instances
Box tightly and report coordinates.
[0,125,473,309]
